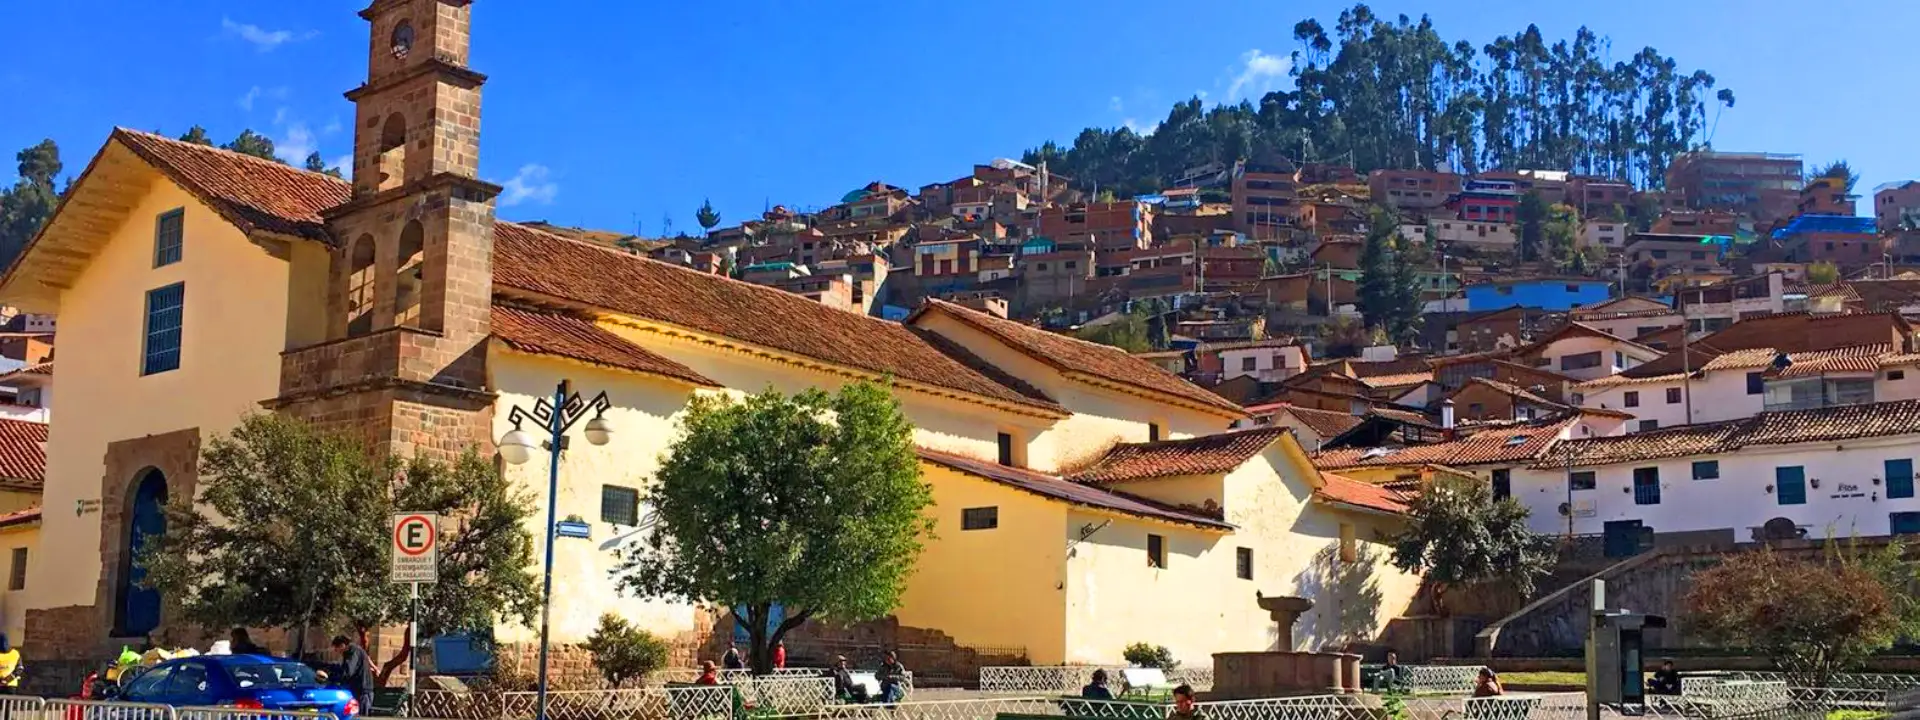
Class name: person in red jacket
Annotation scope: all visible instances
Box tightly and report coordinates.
[696,661,719,685]
[772,642,787,669]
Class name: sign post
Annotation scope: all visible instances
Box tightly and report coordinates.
[392,513,439,707]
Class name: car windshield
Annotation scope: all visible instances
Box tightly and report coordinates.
[226,663,320,690]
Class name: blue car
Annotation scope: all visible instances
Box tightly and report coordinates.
[118,655,358,718]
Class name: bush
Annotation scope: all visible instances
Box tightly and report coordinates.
[582,614,672,687]
[1122,643,1179,670]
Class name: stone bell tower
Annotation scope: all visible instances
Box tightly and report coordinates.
[272,0,499,459]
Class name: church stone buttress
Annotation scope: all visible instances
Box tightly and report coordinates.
[273,0,500,460]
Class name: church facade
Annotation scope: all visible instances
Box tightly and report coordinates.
[3,0,1420,670]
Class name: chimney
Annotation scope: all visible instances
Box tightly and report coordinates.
[1441,399,1456,430]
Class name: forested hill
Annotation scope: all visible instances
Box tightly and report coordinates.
[1023,3,1735,199]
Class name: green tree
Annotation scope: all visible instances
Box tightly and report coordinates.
[303,152,344,179]
[1390,475,1553,615]
[141,414,539,669]
[1685,544,1905,685]
[1544,203,1581,270]
[614,382,933,673]
[1077,311,1156,353]
[581,613,672,688]
[1807,260,1840,285]
[695,198,721,236]
[1630,194,1663,232]
[0,139,62,271]
[179,126,214,146]
[1357,206,1422,345]
[1811,159,1859,194]
[1516,190,1548,262]
[223,129,280,162]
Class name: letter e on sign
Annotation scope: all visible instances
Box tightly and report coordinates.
[390,513,439,584]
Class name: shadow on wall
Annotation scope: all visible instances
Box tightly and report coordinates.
[1292,543,1383,652]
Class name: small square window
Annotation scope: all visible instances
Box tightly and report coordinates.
[1639,419,1660,432]
[1569,471,1597,491]
[1747,372,1764,395]
[1624,391,1640,408]
[996,432,1015,466]
[1149,422,1164,442]
[1147,534,1167,568]
[1692,460,1720,480]
[1666,388,1682,404]
[961,507,999,531]
[1892,370,1907,381]
[600,485,640,526]
[1235,547,1253,580]
[1492,469,1511,500]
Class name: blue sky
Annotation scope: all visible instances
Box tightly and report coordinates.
[2,0,1914,234]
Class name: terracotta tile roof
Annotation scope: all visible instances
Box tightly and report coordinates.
[1369,407,1443,429]
[1271,404,1363,439]
[910,299,1244,416]
[0,507,39,530]
[1072,427,1288,483]
[1359,371,1434,389]
[0,362,52,383]
[1461,377,1565,409]
[491,224,1063,414]
[1539,400,1920,469]
[1576,372,1686,390]
[915,448,1234,530]
[1313,416,1572,470]
[1197,338,1300,353]
[1701,345,1893,373]
[1532,421,1743,468]
[1314,472,1409,514]
[1698,312,1910,355]
[1736,400,1920,447]
[112,129,351,243]
[490,305,718,387]
[0,418,47,487]
[1769,353,1886,379]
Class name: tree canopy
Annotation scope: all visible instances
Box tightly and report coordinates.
[614,382,933,673]
[695,199,721,234]
[141,413,539,663]
[1685,541,1915,685]
[0,139,61,271]
[1023,5,1731,198]
[1389,475,1553,613]
[1357,206,1422,345]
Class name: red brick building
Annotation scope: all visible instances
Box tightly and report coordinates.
[1368,169,1460,212]
[1038,201,1153,253]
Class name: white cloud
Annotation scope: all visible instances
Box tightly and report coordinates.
[221,17,316,52]
[1226,49,1291,100]
[499,165,559,207]
[1109,96,1124,113]
[1196,90,1210,101]
[321,117,343,136]
[1122,118,1160,136]
[331,155,354,179]
[237,85,288,112]
[275,122,317,165]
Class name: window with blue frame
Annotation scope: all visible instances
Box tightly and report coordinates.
[1776,466,1807,505]
[1633,467,1660,505]
[1892,512,1920,535]
[153,209,184,267]
[1692,461,1720,480]
[1888,459,1914,499]
[141,283,185,375]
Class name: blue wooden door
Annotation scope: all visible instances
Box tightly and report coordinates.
[122,471,167,636]
[1888,459,1915,499]
[1776,466,1807,506]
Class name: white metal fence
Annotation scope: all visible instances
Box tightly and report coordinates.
[976,667,1212,694]
[1357,664,1488,695]
[0,697,333,720]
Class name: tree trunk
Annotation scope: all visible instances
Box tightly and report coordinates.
[746,603,770,675]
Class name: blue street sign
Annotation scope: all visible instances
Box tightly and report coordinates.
[555,520,592,539]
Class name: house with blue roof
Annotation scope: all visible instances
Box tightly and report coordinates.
[1465,278,1613,312]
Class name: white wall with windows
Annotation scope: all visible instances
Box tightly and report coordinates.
[1512,436,1920,539]
[1532,335,1661,382]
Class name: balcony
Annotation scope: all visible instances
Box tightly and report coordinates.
[1762,378,1874,413]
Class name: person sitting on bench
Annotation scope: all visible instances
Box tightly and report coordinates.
[832,656,868,703]
[1473,668,1504,698]
[1649,660,1682,695]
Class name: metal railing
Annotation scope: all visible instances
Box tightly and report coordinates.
[0,698,334,720]
[977,667,1211,694]
[1718,671,1920,691]
[1358,664,1489,695]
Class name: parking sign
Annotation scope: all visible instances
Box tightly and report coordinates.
[391,513,439,584]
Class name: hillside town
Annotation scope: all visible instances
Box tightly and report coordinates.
[5,1,1920,719]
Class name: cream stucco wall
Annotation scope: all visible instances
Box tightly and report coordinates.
[909,311,1234,473]
[0,524,37,642]
[28,177,292,615]
[893,466,1069,661]
[487,351,709,646]
[1060,445,1419,666]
